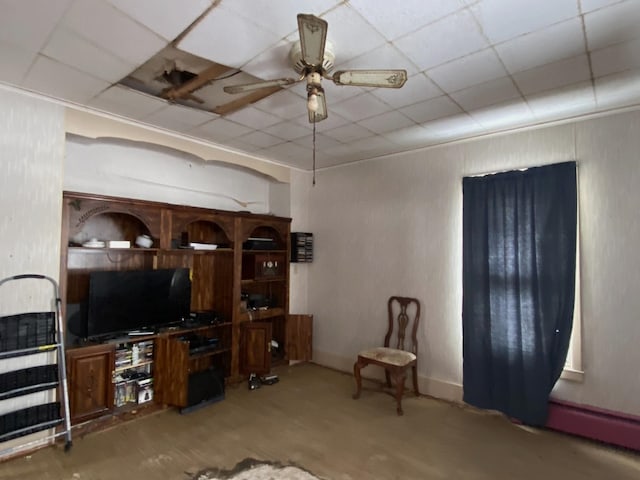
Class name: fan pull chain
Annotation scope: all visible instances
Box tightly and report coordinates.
[312,116,316,186]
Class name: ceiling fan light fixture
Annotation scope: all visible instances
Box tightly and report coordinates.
[307,91,319,113]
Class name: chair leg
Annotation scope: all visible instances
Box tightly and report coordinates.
[353,359,364,400]
[393,369,406,416]
[385,370,392,388]
[412,365,420,396]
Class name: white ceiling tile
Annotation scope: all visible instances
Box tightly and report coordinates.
[189,117,251,140]
[348,0,466,41]
[513,55,591,95]
[421,114,485,142]
[357,111,416,134]
[321,143,356,158]
[329,92,393,121]
[585,0,640,50]
[225,106,284,129]
[261,141,312,161]
[241,40,295,80]
[22,55,110,104]
[88,85,167,119]
[526,81,596,121]
[591,37,640,77]
[323,123,375,143]
[450,76,522,111]
[394,10,488,70]
[495,18,586,74]
[321,4,388,64]
[581,0,627,14]
[178,3,281,68]
[292,133,342,150]
[0,42,36,85]
[223,138,262,153]
[62,0,166,67]
[371,73,442,108]
[43,28,135,83]
[141,104,214,132]
[346,135,401,156]
[242,131,284,148]
[107,0,212,41]
[224,0,340,38]
[400,96,462,124]
[253,90,307,120]
[0,0,73,52]
[334,43,419,76]
[383,124,432,148]
[263,121,311,141]
[594,68,640,109]
[427,48,508,93]
[469,99,535,130]
[470,0,579,44]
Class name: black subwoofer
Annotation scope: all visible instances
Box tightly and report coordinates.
[182,368,225,414]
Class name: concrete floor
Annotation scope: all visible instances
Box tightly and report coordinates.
[1,363,639,479]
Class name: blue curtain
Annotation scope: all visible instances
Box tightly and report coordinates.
[462,161,577,425]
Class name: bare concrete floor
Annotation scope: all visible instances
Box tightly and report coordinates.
[2,363,639,480]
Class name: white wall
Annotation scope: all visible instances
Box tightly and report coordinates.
[289,169,313,315]
[65,135,275,214]
[0,88,65,455]
[300,109,640,417]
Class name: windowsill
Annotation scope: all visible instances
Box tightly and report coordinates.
[560,368,584,382]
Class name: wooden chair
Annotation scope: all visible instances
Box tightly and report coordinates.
[353,296,420,415]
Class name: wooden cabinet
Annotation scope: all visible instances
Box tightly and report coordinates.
[59,192,296,425]
[66,343,115,424]
[287,314,313,362]
[240,322,272,376]
[155,323,231,408]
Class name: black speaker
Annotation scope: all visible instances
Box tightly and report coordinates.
[181,368,225,414]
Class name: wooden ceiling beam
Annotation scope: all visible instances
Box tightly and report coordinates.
[161,63,234,101]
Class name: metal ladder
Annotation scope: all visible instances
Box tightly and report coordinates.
[0,274,72,458]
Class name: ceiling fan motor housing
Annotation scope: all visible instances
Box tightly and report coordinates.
[290,41,335,74]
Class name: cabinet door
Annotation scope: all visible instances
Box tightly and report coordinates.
[241,322,272,375]
[66,344,115,424]
[287,314,313,362]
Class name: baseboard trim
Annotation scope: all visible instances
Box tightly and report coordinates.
[547,399,640,451]
[312,350,463,403]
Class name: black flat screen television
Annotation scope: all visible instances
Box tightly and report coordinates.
[87,268,191,339]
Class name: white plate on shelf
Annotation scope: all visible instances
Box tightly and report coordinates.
[82,240,106,248]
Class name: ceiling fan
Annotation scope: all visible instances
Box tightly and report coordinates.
[223,13,408,123]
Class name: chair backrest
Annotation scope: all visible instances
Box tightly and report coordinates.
[384,296,420,356]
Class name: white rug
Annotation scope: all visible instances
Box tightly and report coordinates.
[191,459,323,480]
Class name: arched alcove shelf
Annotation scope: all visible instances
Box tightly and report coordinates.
[65,108,290,183]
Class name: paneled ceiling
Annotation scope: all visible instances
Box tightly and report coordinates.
[2,0,639,171]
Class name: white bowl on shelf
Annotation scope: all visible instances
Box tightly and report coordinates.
[135,235,153,248]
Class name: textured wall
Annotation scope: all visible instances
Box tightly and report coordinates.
[302,110,640,416]
[289,170,312,315]
[0,88,65,454]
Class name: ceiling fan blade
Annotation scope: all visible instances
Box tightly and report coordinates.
[308,89,327,123]
[223,77,300,94]
[297,14,328,68]
[332,70,408,88]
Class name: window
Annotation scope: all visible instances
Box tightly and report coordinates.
[462,162,578,424]
[562,208,583,382]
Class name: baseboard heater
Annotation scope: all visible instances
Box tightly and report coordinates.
[546,399,640,451]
